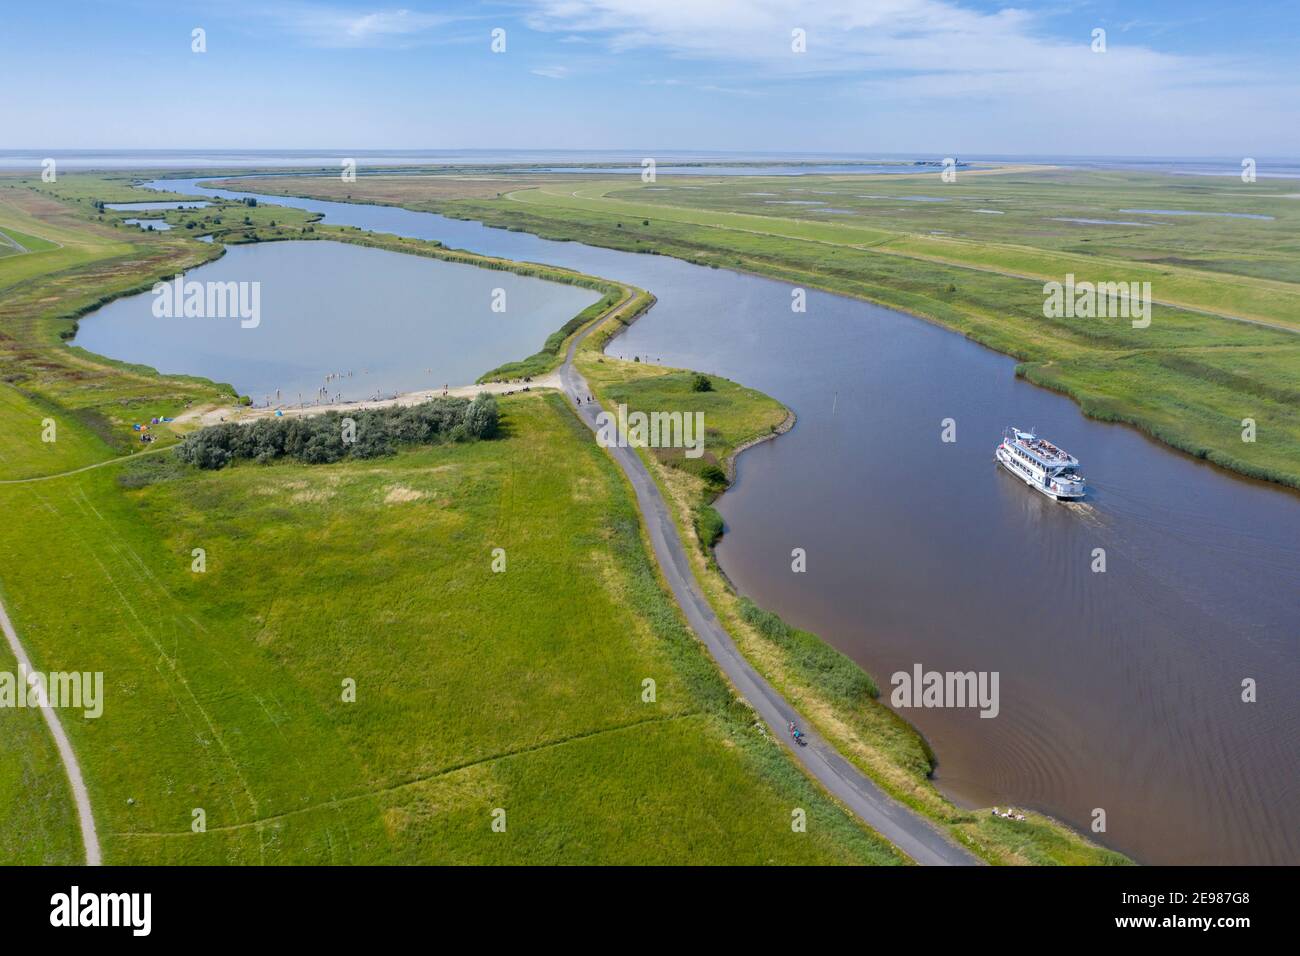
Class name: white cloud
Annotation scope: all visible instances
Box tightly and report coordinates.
[532,65,572,79]
[516,0,1298,151]
[274,5,458,48]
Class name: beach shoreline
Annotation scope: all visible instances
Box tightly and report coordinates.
[174,373,560,428]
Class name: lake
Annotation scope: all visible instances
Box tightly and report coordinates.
[1118,208,1276,221]
[73,239,601,405]
[132,177,1300,864]
[122,218,171,231]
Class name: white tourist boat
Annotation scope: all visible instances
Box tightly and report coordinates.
[995,427,1086,500]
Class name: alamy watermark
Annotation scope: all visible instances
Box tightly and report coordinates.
[152,275,261,328]
[595,403,706,459]
[50,886,150,935]
[890,663,999,718]
[0,664,103,718]
[1043,273,1151,328]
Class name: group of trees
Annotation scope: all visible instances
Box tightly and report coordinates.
[175,394,499,470]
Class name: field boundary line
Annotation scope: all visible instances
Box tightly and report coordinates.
[108,711,702,838]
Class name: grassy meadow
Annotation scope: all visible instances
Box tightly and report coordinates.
[0,393,900,864]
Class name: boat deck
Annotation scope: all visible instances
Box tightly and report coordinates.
[1014,435,1076,466]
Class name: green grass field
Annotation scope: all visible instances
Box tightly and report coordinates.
[550,171,1300,324]
[579,355,788,467]
[0,384,126,481]
[0,225,59,254]
[0,393,899,864]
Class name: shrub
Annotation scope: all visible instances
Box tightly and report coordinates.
[693,505,724,550]
[691,374,714,393]
[462,393,500,438]
[698,464,727,487]
[174,396,495,470]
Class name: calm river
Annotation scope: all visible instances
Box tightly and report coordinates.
[121,177,1299,864]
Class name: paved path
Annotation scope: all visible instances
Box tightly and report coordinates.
[561,316,979,866]
[0,596,101,865]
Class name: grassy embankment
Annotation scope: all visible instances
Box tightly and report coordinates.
[574,341,1131,866]
[0,174,901,864]
[224,169,1300,490]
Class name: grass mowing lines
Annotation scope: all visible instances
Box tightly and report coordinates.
[0,384,121,480]
[16,475,271,863]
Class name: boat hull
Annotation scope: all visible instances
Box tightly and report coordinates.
[995,445,1085,501]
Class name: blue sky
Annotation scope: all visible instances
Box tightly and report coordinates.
[3,0,1297,154]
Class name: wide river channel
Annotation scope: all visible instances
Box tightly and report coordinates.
[78,176,1299,864]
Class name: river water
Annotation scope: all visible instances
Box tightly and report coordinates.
[123,177,1299,864]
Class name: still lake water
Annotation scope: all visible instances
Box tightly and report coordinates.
[127,177,1299,864]
[74,240,600,404]
[122,218,171,231]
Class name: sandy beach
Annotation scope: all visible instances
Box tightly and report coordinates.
[174,372,561,428]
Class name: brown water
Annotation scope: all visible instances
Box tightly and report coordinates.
[150,178,1300,864]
